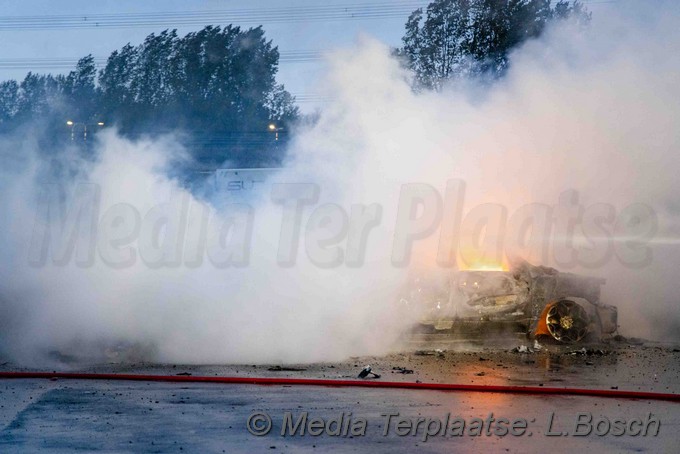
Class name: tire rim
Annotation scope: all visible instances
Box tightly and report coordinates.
[546,300,590,343]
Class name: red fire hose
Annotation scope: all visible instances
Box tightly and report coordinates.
[0,371,678,402]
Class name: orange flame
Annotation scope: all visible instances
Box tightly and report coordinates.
[458,257,509,272]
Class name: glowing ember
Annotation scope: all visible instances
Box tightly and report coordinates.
[458,260,509,272]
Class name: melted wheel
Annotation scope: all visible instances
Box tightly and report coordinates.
[546,299,590,343]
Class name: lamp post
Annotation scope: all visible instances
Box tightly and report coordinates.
[66,120,105,142]
[268,123,284,141]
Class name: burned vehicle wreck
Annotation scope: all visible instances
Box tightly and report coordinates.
[401,260,618,344]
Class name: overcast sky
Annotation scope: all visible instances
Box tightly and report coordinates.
[0,0,612,112]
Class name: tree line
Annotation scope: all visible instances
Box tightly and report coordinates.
[0,2,591,168]
[0,25,299,168]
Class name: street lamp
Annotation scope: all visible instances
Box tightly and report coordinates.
[268,123,284,141]
[66,120,105,142]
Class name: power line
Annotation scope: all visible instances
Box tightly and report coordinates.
[0,1,617,106]
[0,2,427,31]
[0,50,323,70]
[0,0,626,32]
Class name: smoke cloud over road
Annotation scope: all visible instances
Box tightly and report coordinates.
[1,1,679,365]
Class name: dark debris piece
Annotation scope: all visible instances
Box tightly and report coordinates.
[569,348,610,356]
[268,366,307,372]
[358,366,381,379]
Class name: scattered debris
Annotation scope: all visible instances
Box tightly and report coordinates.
[358,365,381,379]
[392,367,414,374]
[568,348,609,356]
[474,371,486,376]
[511,342,547,354]
[267,366,307,372]
[415,349,446,357]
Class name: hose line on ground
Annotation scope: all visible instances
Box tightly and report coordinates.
[0,371,678,402]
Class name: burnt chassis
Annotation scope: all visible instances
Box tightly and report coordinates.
[402,261,618,343]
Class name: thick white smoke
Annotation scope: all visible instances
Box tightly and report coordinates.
[0,132,408,365]
[1,1,679,365]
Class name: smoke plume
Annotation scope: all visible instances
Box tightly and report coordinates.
[0,0,679,365]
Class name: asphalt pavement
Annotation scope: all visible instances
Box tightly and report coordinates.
[0,336,678,453]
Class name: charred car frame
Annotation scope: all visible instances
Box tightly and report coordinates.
[401,260,618,344]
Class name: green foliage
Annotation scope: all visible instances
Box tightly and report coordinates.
[64,56,97,116]
[0,25,299,167]
[399,0,591,90]
[0,80,19,127]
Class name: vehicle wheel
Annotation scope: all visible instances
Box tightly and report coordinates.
[545,299,590,343]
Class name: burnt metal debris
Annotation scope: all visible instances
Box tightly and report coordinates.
[392,367,414,374]
[358,365,381,379]
[401,260,618,344]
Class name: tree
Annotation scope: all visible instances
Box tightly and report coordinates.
[98,25,298,165]
[98,44,138,127]
[55,55,99,125]
[399,0,590,90]
[0,81,19,129]
[131,30,178,119]
[0,25,299,167]
[15,72,60,121]
[402,0,474,90]
[266,84,300,124]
